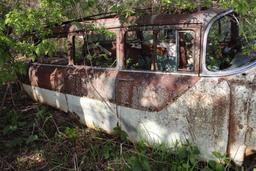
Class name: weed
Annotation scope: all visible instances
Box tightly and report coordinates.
[26,134,39,145]
[2,110,21,135]
[64,127,78,140]
[113,126,128,142]
[0,89,247,170]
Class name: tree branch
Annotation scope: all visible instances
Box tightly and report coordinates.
[0,83,10,113]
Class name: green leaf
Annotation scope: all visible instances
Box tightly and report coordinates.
[3,125,17,135]
[215,163,225,171]
[7,137,24,147]
[189,155,197,165]
[202,166,213,171]
[26,134,39,144]
[113,126,128,142]
[64,127,77,139]
[142,159,151,171]
[212,151,223,159]
[208,160,216,169]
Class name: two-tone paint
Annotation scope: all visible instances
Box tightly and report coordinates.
[21,8,256,165]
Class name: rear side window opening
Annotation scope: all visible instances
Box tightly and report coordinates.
[35,37,68,65]
[125,26,195,73]
[206,14,256,72]
[74,30,117,68]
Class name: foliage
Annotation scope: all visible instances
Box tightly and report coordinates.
[64,127,78,140]
[218,0,256,52]
[113,126,129,142]
[1,0,256,85]
[0,0,73,85]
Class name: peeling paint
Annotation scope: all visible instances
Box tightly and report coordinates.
[20,8,256,165]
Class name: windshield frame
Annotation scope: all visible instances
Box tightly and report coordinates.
[201,9,256,77]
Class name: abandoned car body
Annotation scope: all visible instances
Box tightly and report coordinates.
[21,8,256,164]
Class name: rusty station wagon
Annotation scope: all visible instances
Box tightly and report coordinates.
[21,8,256,164]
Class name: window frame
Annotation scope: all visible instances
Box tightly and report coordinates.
[177,30,196,72]
[72,30,118,69]
[123,25,197,74]
[202,9,256,77]
[34,37,69,65]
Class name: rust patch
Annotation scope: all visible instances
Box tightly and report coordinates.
[226,83,237,156]
[116,71,199,111]
[25,63,199,112]
[224,69,256,159]
[211,95,229,138]
[227,110,237,155]
[24,63,118,103]
[28,64,66,92]
[64,66,117,102]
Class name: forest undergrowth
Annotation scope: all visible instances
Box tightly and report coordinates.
[0,84,250,171]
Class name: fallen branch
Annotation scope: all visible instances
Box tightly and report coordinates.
[9,83,15,107]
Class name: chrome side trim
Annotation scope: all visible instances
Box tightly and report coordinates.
[30,63,198,76]
[119,69,198,76]
[30,62,118,71]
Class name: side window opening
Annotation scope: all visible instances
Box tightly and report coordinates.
[125,30,153,70]
[125,27,195,72]
[156,30,177,71]
[206,14,256,71]
[206,15,239,71]
[74,31,117,68]
[74,34,85,63]
[36,38,68,65]
[178,31,195,71]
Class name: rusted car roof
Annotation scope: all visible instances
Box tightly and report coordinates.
[129,8,231,28]
[54,8,232,33]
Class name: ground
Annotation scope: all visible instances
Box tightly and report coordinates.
[0,83,248,171]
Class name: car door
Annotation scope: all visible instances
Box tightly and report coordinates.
[115,25,231,160]
[65,30,119,133]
